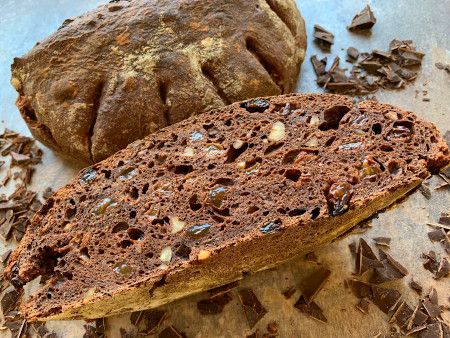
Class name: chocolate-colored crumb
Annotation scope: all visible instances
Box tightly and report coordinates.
[238,288,267,328]
[294,296,327,323]
[348,5,376,31]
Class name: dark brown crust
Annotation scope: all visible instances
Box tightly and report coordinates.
[11,0,307,163]
[5,93,449,320]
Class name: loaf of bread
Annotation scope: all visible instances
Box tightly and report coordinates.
[5,94,449,321]
[11,0,306,163]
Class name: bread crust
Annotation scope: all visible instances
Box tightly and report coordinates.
[12,0,307,163]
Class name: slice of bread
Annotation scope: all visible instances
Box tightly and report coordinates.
[5,94,449,321]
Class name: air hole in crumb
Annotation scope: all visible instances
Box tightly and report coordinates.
[208,164,216,170]
[380,144,394,152]
[318,106,351,131]
[189,194,202,211]
[388,161,402,175]
[69,199,75,205]
[214,178,235,186]
[112,222,129,233]
[288,208,306,217]
[117,160,124,167]
[430,135,437,143]
[284,169,301,182]
[101,170,111,179]
[372,123,382,134]
[155,154,167,164]
[80,247,90,259]
[65,207,77,220]
[325,136,336,147]
[247,206,259,214]
[262,211,270,216]
[119,240,133,248]
[173,164,193,175]
[224,119,232,127]
[175,244,191,260]
[128,228,144,240]
[226,142,248,163]
[310,207,321,220]
[129,210,137,219]
[282,149,301,164]
[142,183,149,194]
[129,187,139,199]
[145,252,154,259]
[277,208,286,214]
[213,207,230,217]
[264,142,284,155]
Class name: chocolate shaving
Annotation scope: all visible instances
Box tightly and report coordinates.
[294,295,327,323]
[417,323,443,338]
[419,184,432,199]
[238,288,267,328]
[300,267,331,303]
[348,5,376,30]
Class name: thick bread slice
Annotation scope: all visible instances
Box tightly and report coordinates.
[5,94,449,321]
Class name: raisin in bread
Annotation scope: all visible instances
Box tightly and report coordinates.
[11,0,306,163]
[5,94,449,321]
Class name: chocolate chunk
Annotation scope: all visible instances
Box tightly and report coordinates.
[294,295,327,323]
[422,299,442,318]
[282,286,296,299]
[356,298,370,314]
[349,279,372,299]
[313,24,334,45]
[348,5,376,30]
[83,325,97,338]
[208,281,239,297]
[140,309,167,334]
[197,292,232,315]
[371,286,401,314]
[409,279,423,294]
[1,287,20,314]
[95,318,106,337]
[439,212,450,226]
[418,323,444,338]
[241,99,270,113]
[300,267,331,303]
[356,238,383,274]
[238,288,267,328]
[1,249,12,264]
[158,326,184,338]
[348,241,357,257]
[347,47,360,61]
[370,249,408,284]
[310,56,327,76]
[435,257,449,279]
[411,307,429,327]
[120,328,135,338]
[373,237,391,247]
[428,229,446,242]
[390,302,413,328]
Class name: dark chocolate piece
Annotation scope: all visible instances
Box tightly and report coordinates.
[313,24,334,45]
[349,280,372,299]
[294,296,327,323]
[238,288,267,328]
[158,326,184,338]
[435,257,449,279]
[419,184,432,199]
[371,286,401,314]
[389,301,413,328]
[141,309,167,334]
[208,281,239,297]
[197,292,232,315]
[348,5,376,30]
[422,299,442,318]
[310,56,327,76]
[373,237,391,247]
[418,323,443,338]
[1,287,20,314]
[370,249,408,284]
[428,229,446,242]
[409,279,423,294]
[347,47,360,61]
[439,212,450,226]
[301,267,331,303]
[356,298,370,314]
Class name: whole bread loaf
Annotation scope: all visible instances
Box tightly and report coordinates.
[11,0,306,163]
[5,94,449,321]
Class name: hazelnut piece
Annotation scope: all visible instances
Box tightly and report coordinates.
[197,250,211,261]
[268,121,286,142]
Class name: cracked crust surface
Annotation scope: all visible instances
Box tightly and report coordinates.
[5,93,449,321]
[11,0,307,163]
